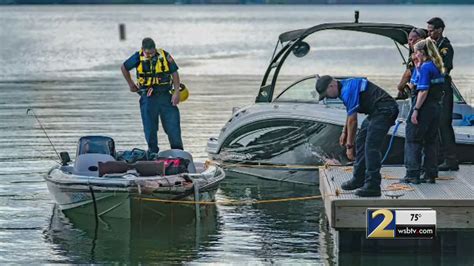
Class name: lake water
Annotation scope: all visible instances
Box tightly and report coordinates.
[0,4,473,264]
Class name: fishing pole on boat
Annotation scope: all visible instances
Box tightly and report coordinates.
[26,108,61,161]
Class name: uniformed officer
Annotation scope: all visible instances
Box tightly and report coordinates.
[316,76,398,197]
[121,38,183,154]
[403,38,445,184]
[396,28,427,99]
[427,17,458,171]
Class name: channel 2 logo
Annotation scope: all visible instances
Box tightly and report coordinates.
[367,208,436,239]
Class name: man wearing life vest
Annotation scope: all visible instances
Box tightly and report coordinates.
[121,37,183,154]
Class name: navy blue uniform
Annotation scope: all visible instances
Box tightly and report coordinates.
[123,50,183,153]
[436,37,457,165]
[405,61,444,179]
[339,78,398,190]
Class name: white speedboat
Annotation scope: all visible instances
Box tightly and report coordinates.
[45,136,225,219]
[207,19,474,186]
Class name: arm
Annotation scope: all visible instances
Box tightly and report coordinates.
[396,69,411,96]
[442,43,454,74]
[346,113,358,147]
[171,71,181,106]
[345,113,358,161]
[339,120,347,146]
[121,64,138,92]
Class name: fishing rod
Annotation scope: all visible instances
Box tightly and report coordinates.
[26,108,61,162]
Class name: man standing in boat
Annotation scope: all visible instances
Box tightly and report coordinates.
[427,17,458,171]
[121,38,183,154]
[316,76,398,197]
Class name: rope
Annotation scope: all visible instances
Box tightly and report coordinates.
[133,181,414,206]
[381,119,403,164]
[134,195,324,206]
[211,160,348,171]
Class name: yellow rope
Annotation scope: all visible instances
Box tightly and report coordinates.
[135,183,413,205]
[209,160,325,170]
[135,195,324,206]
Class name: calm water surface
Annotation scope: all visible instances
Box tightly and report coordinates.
[0,4,473,264]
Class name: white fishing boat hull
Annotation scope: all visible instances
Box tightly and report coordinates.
[45,163,224,219]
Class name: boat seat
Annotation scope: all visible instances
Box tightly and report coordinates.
[157,149,197,173]
[73,153,116,177]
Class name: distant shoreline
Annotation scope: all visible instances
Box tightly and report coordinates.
[1,1,472,6]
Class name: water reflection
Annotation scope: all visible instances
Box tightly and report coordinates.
[44,204,220,264]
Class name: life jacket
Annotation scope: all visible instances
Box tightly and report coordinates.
[136,49,172,88]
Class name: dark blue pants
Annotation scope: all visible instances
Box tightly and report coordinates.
[353,105,398,186]
[139,91,183,153]
[405,100,441,178]
[439,79,457,162]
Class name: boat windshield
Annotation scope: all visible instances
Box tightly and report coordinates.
[268,30,407,103]
[273,76,319,103]
[273,76,343,105]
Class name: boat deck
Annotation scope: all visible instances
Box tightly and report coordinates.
[319,165,474,230]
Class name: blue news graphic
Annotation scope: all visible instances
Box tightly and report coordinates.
[367,209,396,238]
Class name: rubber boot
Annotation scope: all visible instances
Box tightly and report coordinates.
[402,176,420,184]
[420,173,436,184]
[438,159,459,171]
[341,177,365,191]
[402,170,420,184]
[355,183,381,197]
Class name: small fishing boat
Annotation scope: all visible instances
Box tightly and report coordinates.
[45,136,225,219]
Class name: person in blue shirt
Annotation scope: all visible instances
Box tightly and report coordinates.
[316,76,398,197]
[403,38,446,184]
[120,38,183,154]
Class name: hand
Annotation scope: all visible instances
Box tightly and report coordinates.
[339,132,347,146]
[411,110,419,124]
[171,90,180,106]
[413,54,421,68]
[129,83,139,92]
[346,147,355,161]
[395,90,408,100]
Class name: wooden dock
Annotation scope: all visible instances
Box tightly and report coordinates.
[319,165,474,256]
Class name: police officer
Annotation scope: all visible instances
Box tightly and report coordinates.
[121,38,183,154]
[316,76,398,197]
[403,38,445,184]
[396,28,427,99]
[427,17,458,171]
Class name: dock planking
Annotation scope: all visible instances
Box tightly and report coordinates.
[319,165,474,230]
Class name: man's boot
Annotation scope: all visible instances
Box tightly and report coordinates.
[401,176,420,184]
[341,176,364,191]
[355,183,381,197]
[420,171,437,184]
[401,170,420,184]
[438,158,459,171]
[420,174,436,184]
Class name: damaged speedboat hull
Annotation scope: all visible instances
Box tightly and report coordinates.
[207,99,473,186]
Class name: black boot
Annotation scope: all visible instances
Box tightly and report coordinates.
[438,159,459,171]
[420,173,436,184]
[355,183,381,197]
[401,176,420,184]
[341,177,364,191]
